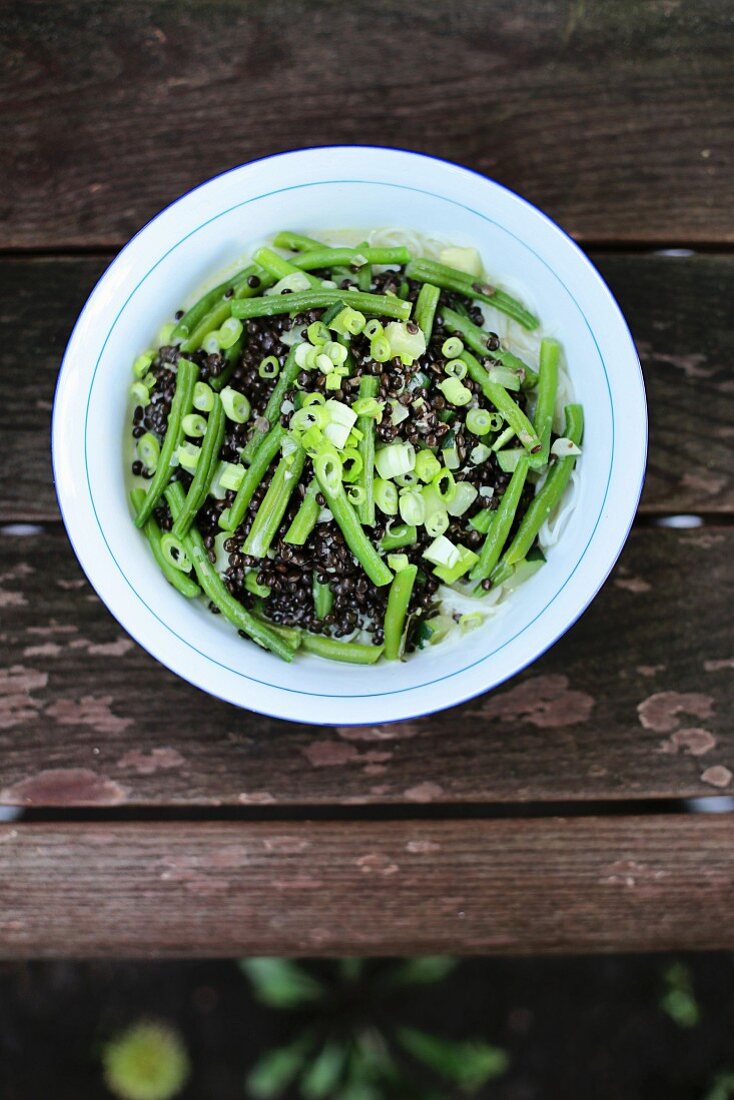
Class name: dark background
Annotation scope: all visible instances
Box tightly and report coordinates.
[2,954,733,1099]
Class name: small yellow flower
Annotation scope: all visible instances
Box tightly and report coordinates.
[102,1021,190,1100]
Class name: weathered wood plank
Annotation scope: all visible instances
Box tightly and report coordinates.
[1,253,732,521]
[1,526,731,807]
[2,817,733,956]
[1,1,731,248]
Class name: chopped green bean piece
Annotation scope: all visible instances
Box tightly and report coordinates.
[300,633,384,664]
[384,563,418,660]
[135,357,199,528]
[130,489,201,598]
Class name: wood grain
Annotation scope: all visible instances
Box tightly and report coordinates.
[1,1,731,248]
[1,525,731,807]
[2,817,733,956]
[2,253,732,522]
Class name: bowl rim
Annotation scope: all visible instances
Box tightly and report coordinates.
[52,145,647,725]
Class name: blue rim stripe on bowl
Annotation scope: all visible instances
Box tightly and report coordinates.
[81,177,616,699]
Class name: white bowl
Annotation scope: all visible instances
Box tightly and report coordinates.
[52,147,647,725]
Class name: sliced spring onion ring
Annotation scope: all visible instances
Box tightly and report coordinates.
[374,478,398,515]
[160,532,192,573]
[193,381,215,412]
[182,413,208,438]
[220,386,251,423]
[258,355,280,378]
[375,441,416,480]
[218,316,243,349]
[137,432,160,474]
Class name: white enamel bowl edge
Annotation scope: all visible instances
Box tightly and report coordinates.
[52,147,647,726]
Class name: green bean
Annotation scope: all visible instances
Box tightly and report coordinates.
[530,338,559,468]
[241,346,300,465]
[356,375,379,526]
[170,265,260,343]
[180,298,233,354]
[321,301,347,326]
[470,455,530,583]
[210,333,244,393]
[405,259,539,331]
[459,351,541,454]
[130,489,201,598]
[219,423,286,533]
[243,447,306,558]
[290,246,410,271]
[414,283,440,343]
[231,288,412,322]
[252,246,322,289]
[384,564,418,660]
[253,616,303,649]
[164,482,295,662]
[313,576,334,619]
[135,357,199,528]
[272,231,327,252]
[178,267,279,352]
[356,241,373,292]
[300,633,384,664]
[501,404,583,567]
[379,523,417,551]
[439,306,538,388]
[469,508,495,535]
[313,476,393,588]
[171,394,226,539]
[284,480,320,545]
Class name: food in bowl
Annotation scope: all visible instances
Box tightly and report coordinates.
[127,227,583,665]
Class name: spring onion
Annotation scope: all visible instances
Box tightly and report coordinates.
[438,377,472,406]
[399,489,425,526]
[446,481,478,516]
[220,386,251,424]
[375,441,416,480]
[137,432,160,474]
[193,381,215,412]
[258,355,280,379]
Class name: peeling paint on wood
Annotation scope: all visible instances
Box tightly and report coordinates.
[659,728,717,757]
[700,766,733,789]
[0,768,129,806]
[472,674,595,729]
[0,526,731,806]
[116,748,185,775]
[404,782,444,803]
[45,696,133,736]
[638,691,715,733]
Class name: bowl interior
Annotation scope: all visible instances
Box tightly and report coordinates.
[54,149,645,723]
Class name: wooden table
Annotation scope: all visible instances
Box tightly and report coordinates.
[1,0,732,957]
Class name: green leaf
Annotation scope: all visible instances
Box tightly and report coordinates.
[338,1086,382,1100]
[385,957,457,988]
[300,1040,348,1099]
[246,1037,314,1099]
[339,958,364,983]
[397,1028,508,1092]
[240,958,325,1008]
[704,1072,734,1100]
[660,962,700,1028]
